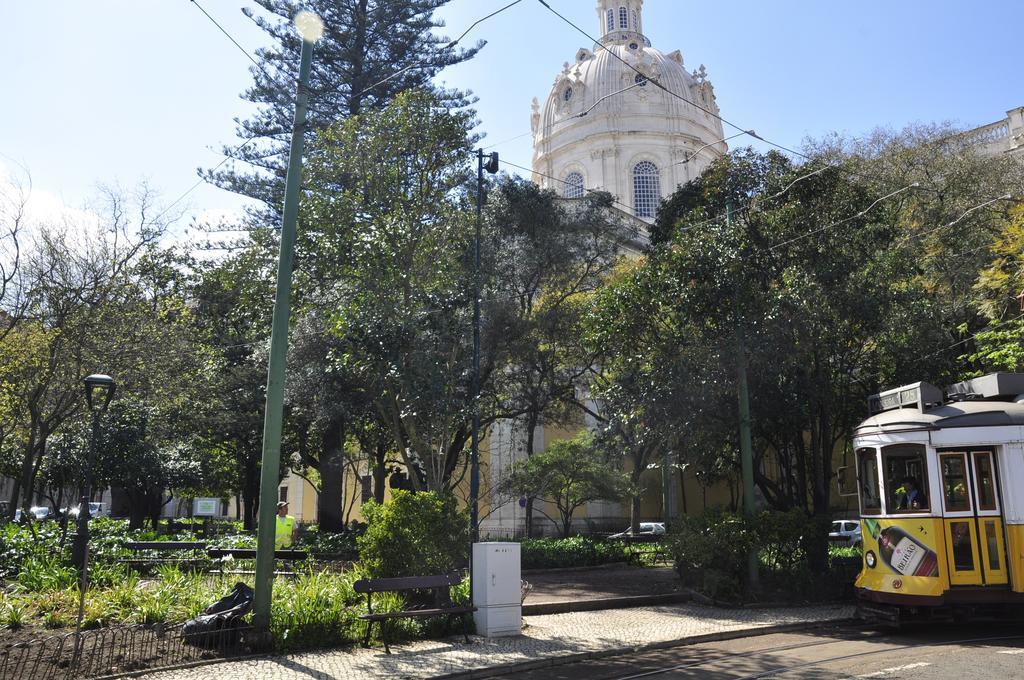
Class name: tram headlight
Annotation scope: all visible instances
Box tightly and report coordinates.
[865,551,877,569]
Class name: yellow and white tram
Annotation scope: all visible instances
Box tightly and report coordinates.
[853,373,1024,622]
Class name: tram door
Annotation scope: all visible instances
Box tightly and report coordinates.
[939,449,1009,586]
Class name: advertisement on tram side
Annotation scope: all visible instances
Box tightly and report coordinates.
[855,518,948,596]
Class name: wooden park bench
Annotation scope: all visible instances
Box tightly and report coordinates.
[206,548,308,578]
[122,541,208,571]
[353,573,475,654]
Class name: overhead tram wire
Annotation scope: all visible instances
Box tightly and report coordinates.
[534,0,793,159]
[896,194,1015,247]
[349,0,526,101]
[166,2,525,233]
[189,0,295,91]
[532,0,977,195]
[766,183,919,252]
[499,158,639,214]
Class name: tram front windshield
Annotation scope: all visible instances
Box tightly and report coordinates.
[882,444,929,512]
[858,444,930,514]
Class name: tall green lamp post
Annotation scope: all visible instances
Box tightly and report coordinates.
[74,373,116,635]
[252,11,323,633]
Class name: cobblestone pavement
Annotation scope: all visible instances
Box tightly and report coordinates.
[149,603,855,680]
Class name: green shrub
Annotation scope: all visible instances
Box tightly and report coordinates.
[520,537,631,569]
[667,510,753,600]
[297,525,361,559]
[0,522,64,579]
[1,600,28,630]
[668,509,852,602]
[357,491,469,578]
[16,555,77,592]
[271,569,363,652]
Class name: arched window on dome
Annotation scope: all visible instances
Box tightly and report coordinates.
[606,9,614,33]
[632,9,638,30]
[619,7,628,29]
[564,172,585,199]
[633,161,661,219]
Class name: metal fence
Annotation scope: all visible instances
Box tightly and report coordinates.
[0,621,254,680]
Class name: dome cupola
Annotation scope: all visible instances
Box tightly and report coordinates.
[531,0,728,223]
[596,0,649,48]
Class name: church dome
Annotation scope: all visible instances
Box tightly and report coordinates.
[531,0,727,222]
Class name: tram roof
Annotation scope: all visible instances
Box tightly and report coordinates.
[855,400,1024,432]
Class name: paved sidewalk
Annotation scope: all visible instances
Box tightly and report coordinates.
[148,603,855,680]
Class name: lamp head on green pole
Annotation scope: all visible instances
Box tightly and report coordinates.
[294,10,324,42]
[83,374,116,414]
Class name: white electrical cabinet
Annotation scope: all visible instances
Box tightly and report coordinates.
[472,542,522,637]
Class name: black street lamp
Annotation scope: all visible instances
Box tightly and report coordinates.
[73,373,115,634]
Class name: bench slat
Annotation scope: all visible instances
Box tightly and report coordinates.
[207,549,308,560]
[359,606,474,621]
[353,573,462,593]
[124,541,207,551]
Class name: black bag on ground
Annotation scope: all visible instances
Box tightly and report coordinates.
[182,582,254,648]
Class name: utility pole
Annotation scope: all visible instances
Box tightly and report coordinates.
[729,201,759,591]
[252,16,319,633]
[470,149,499,543]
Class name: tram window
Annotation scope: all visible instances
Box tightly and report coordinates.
[974,452,997,511]
[950,520,975,571]
[857,448,881,515]
[940,454,971,512]
[984,520,1000,571]
[882,444,929,512]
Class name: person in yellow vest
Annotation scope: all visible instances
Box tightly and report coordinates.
[275,501,297,549]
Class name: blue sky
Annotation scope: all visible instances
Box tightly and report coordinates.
[1,0,1021,233]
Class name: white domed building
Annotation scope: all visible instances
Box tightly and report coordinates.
[532,0,728,223]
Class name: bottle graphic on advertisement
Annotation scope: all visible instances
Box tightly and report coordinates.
[865,518,938,577]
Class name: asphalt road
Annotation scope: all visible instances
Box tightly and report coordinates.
[494,623,1024,679]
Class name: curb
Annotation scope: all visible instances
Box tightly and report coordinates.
[431,618,860,680]
[523,591,691,615]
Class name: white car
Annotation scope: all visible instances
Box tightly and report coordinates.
[609,522,666,540]
[68,502,108,519]
[29,506,53,521]
[829,520,862,548]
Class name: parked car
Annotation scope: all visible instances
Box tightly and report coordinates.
[28,506,53,521]
[608,522,666,540]
[828,520,862,548]
[67,502,108,519]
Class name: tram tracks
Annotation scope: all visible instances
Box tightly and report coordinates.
[608,630,1024,680]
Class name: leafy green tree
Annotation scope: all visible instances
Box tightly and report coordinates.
[3,186,174,520]
[207,0,480,218]
[189,234,277,530]
[968,205,1024,371]
[298,89,476,495]
[498,433,627,538]
[357,490,469,578]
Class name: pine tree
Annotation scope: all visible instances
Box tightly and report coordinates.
[205,0,481,219]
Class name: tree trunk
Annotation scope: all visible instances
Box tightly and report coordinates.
[524,497,536,537]
[523,414,538,536]
[318,417,346,532]
[11,419,39,518]
[678,469,688,516]
[127,490,147,531]
[147,489,164,530]
[242,463,259,532]
[372,441,387,504]
[560,509,572,538]
[630,494,641,534]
